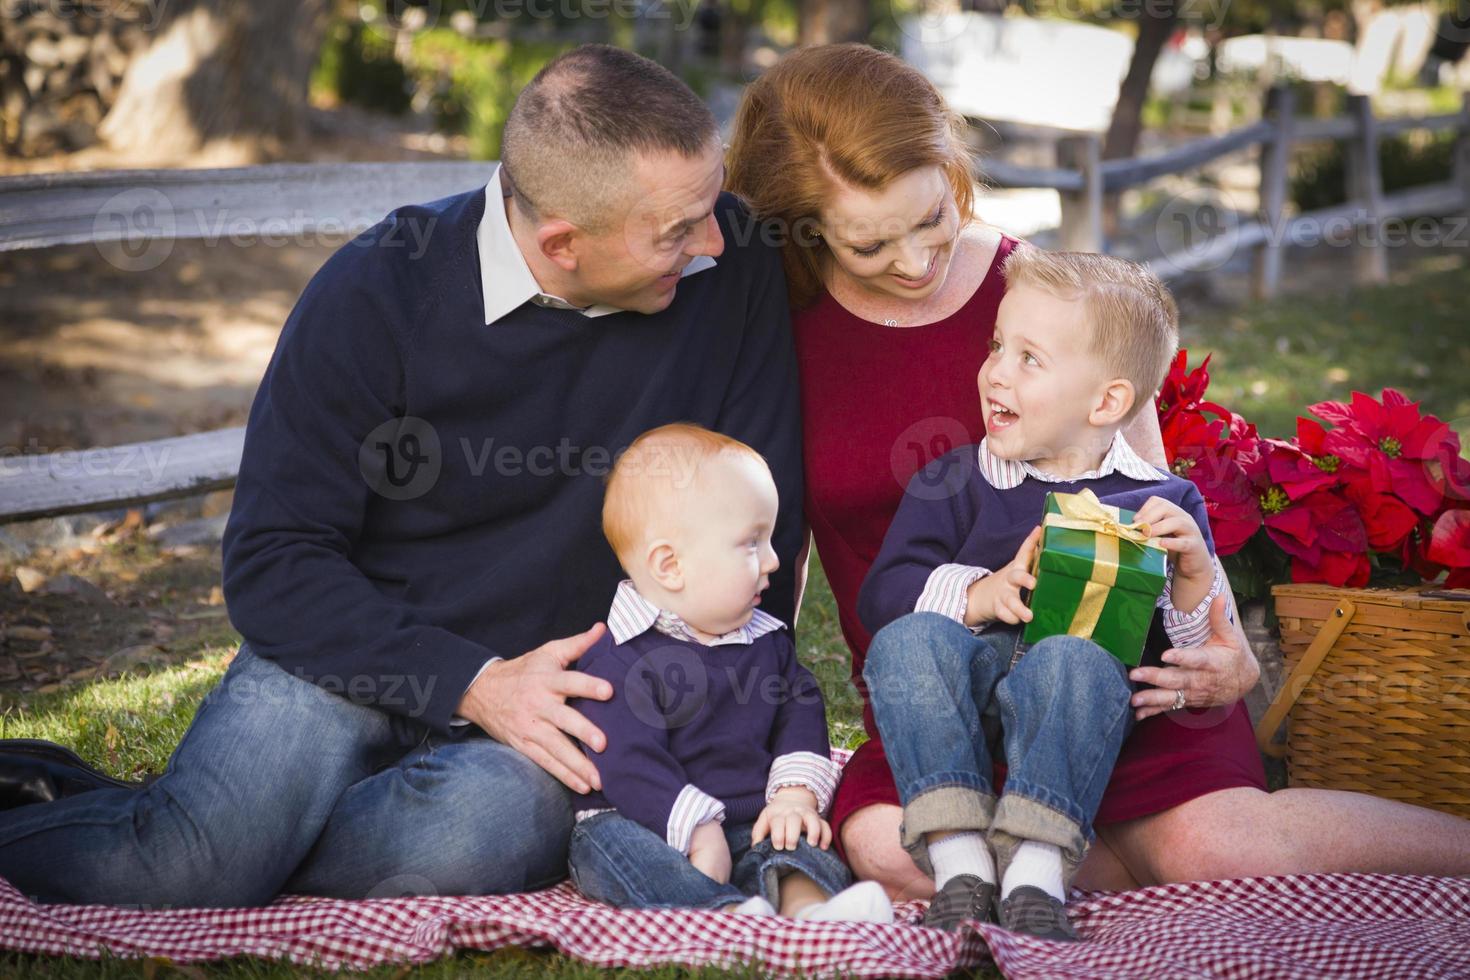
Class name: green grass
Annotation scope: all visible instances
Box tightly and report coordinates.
[1180,258,1470,440]
[0,652,231,781]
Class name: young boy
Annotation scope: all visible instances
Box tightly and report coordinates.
[568,423,893,922]
[857,246,1228,940]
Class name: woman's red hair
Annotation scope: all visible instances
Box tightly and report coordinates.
[726,43,977,309]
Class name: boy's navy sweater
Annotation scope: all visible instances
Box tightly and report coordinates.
[858,445,1217,637]
[570,627,830,834]
[221,188,802,733]
[570,628,829,834]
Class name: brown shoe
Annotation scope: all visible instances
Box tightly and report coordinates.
[922,874,996,931]
[996,885,1079,941]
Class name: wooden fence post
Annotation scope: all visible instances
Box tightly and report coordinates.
[1454,91,1470,213]
[1251,85,1295,301]
[1056,134,1103,252]
[1344,93,1388,284]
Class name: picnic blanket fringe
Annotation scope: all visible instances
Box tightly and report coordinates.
[1,872,1468,978]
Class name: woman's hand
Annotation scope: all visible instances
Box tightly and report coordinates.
[1127,595,1261,720]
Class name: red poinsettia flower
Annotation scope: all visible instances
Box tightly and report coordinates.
[1242,440,1368,585]
[1159,400,1262,556]
[1429,441,1470,508]
[1428,509,1470,588]
[1156,351,1246,434]
[1156,351,1212,425]
[1341,469,1420,552]
[1317,390,1459,516]
[1292,550,1371,588]
[1268,417,1345,500]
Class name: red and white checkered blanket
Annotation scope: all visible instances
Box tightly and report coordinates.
[2,872,1467,977]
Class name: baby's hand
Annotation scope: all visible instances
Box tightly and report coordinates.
[752,787,830,850]
[688,820,732,883]
[964,525,1042,627]
[1134,496,1212,582]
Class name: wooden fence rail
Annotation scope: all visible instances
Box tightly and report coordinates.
[983,87,1470,300]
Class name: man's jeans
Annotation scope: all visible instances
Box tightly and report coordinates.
[0,645,572,907]
[863,613,1134,889]
[569,811,852,911]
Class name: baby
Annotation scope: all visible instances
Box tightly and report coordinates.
[568,423,892,922]
[857,245,1227,939]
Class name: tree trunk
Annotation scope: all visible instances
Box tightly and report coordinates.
[1103,1,1180,162]
[98,0,329,164]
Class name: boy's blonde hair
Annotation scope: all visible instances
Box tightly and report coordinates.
[603,423,768,567]
[1001,245,1179,424]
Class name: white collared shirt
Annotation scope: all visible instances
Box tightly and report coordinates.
[974,432,1167,490]
[914,433,1228,647]
[606,578,785,647]
[476,163,717,326]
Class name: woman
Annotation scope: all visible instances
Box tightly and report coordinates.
[725,43,1470,898]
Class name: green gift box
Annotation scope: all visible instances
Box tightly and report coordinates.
[1020,488,1167,666]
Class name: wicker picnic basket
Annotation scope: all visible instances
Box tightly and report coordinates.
[1254,584,1470,818]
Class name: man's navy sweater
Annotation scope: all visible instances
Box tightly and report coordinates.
[858,446,1217,637]
[570,627,829,834]
[221,187,802,733]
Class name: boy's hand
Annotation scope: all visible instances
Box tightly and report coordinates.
[1135,496,1213,577]
[752,786,831,850]
[688,820,732,883]
[964,526,1042,627]
[1135,496,1214,617]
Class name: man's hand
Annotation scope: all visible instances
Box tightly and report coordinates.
[1128,595,1261,720]
[456,622,612,794]
[752,786,830,850]
[964,526,1042,628]
[689,820,732,883]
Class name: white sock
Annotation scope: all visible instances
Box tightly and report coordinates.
[928,832,997,889]
[730,895,777,916]
[1001,840,1065,903]
[794,881,894,924]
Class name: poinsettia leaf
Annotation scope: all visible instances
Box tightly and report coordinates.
[1308,399,1355,428]
[1428,509,1470,567]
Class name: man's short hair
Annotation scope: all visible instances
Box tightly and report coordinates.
[501,44,719,233]
[1001,245,1180,424]
[603,423,767,569]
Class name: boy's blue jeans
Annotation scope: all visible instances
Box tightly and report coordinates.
[0,645,573,907]
[863,612,1135,890]
[569,811,852,911]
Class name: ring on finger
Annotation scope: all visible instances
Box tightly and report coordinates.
[1171,688,1187,711]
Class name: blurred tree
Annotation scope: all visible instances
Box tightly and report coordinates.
[1102,0,1180,161]
[798,0,869,44]
[98,0,330,161]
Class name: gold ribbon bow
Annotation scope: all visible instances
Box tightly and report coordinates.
[1037,488,1163,640]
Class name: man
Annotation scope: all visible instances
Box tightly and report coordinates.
[0,44,803,907]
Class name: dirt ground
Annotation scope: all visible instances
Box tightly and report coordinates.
[0,106,468,706]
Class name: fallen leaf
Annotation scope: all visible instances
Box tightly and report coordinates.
[14,567,46,593]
